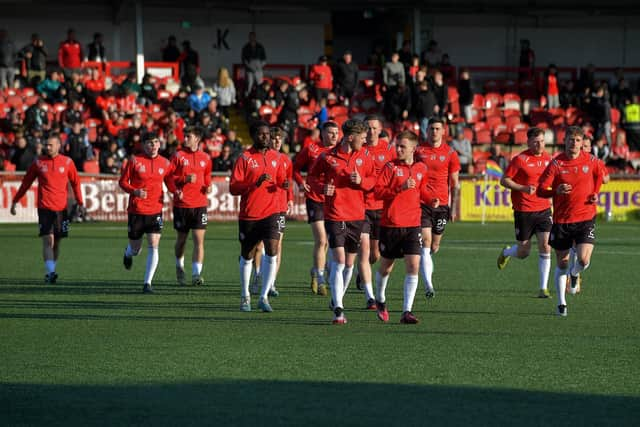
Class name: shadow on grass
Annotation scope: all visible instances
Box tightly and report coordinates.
[1,380,638,426]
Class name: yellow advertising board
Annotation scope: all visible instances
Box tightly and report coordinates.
[460,178,640,222]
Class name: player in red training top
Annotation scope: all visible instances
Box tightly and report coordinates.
[373,131,428,324]
[11,133,84,284]
[414,117,460,299]
[119,135,177,293]
[293,121,339,296]
[356,114,396,310]
[497,127,553,298]
[230,121,288,313]
[269,126,294,296]
[170,126,212,287]
[309,119,375,324]
[537,126,604,317]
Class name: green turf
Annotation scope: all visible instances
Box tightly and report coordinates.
[1,220,639,426]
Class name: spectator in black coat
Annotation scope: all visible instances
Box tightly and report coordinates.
[11,132,36,171]
[334,50,359,106]
[414,80,438,140]
[431,70,448,119]
[213,143,235,172]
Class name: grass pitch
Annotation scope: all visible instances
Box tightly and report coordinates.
[0,220,639,426]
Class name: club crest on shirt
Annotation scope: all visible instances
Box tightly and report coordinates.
[182,158,190,166]
[271,160,277,168]
[396,168,404,177]
[417,173,423,180]
[439,155,446,162]
[200,160,205,168]
[159,168,164,174]
[58,167,65,173]
[582,165,589,173]
[355,158,363,166]
[378,154,385,162]
[139,165,146,173]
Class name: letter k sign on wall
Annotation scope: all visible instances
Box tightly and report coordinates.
[213,29,230,50]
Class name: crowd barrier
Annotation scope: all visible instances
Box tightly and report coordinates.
[1,173,638,223]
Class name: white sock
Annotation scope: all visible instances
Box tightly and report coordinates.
[331,263,345,309]
[402,274,419,312]
[260,255,277,299]
[239,256,252,298]
[539,253,551,290]
[364,282,375,301]
[143,246,159,285]
[45,260,56,274]
[176,256,184,269]
[342,265,354,297]
[420,247,434,291]
[571,261,589,277]
[192,262,202,276]
[555,267,568,306]
[375,271,390,303]
[504,245,519,257]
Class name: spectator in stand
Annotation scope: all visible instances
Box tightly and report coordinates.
[86,33,106,62]
[451,127,473,174]
[431,70,448,119]
[607,130,634,172]
[19,34,47,86]
[241,31,267,97]
[204,98,225,133]
[578,63,596,92]
[100,154,120,174]
[64,70,86,104]
[623,95,640,151]
[384,82,411,123]
[407,55,421,86]
[368,42,386,68]
[592,136,610,162]
[188,84,211,113]
[213,67,236,119]
[0,29,16,90]
[458,68,474,123]
[301,127,321,149]
[58,29,83,75]
[100,139,124,173]
[518,39,535,80]
[120,72,141,96]
[84,67,105,104]
[590,85,612,147]
[276,79,300,146]
[178,40,199,89]
[398,40,414,74]
[65,121,91,172]
[62,99,85,131]
[544,64,560,109]
[309,55,333,102]
[414,80,438,140]
[224,129,243,160]
[253,79,275,112]
[560,79,579,109]
[10,131,36,171]
[162,35,181,63]
[439,54,455,82]
[37,70,65,104]
[612,78,632,112]
[422,40,442,69]
[213,143,235,172]
[24,97,50,132]
[334,50,358,107]
[170,87,191,117]
[383,51,405,91]
[489,144,508,172]
[139,73,157,106]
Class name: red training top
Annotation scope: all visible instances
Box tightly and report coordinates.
[13,154,83,211]
[537,151,604,224]
[276,152,294,212]
[374,159,428,227]
[504,149,552,212]
[170,149,212,209]
[119,154,176,215]
[58,40,82,69]
[229,147,287,220]
[309,143,376,221]
[415,142,460,206]
[364,140,397,211]
[309,64,333,90]
[293,141,331,203]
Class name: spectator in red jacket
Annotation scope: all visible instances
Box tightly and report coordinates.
[309,55,333,102]
[58,29,83,75]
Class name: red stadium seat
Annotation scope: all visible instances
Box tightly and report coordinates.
[505,115,522,131]
[83,160,100,174]
[473,121,487,133]
[472,94,485,109]
[513,129,528,144]
[493,124,511,144]
[3,160,16,171]
[611,107,621,125]
[475,129,492,144]
[484,92,503,109]
[485,114,503,131]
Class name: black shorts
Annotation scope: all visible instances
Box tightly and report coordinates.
[362,209,382,240]
[38,209,69,238]
[128,213,163,240]
[325,220,364,254]
[173,206,208,233]
[306,198,324,223]
[549,218,596,251]
[420,204,450,235]
[277,212,286,234]
[379,226,422,259]
[239,214,281,254]
[513,208,552,242]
